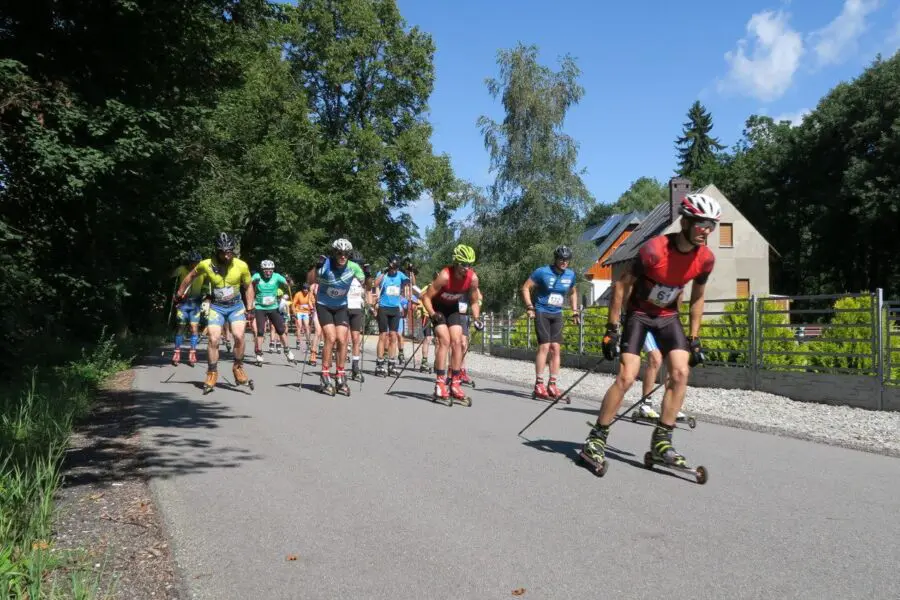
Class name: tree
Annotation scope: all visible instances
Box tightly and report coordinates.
[583,177,667,228]
[675,101,725,179]
[472,43,594,310]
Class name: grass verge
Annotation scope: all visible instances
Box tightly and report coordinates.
[0,329,156,598]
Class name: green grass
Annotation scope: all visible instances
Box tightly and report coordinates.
[0,329,150,598]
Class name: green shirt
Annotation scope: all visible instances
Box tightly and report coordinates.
[252,272,289,310]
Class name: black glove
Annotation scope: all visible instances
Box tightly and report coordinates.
[430,312,446,326]
[472,318,484,331]
[689,337,705,367]
[315,255,327,269]
[601,322,620,361]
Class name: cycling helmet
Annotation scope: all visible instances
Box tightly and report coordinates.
[260,259,275,270]
[388,254,401,268]
[452,244,476,265]
[332,238,353,253]
[554,245,573,261]
[215,232,236,252]
[680,193,722,221]
[186,250,202,263]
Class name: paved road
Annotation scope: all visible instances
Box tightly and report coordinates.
[134,347,900,600]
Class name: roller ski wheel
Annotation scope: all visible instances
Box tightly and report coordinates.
[320,382,336,397]
[552,394,570,405]
[642,451,707,484]
[451,395,473,407]
[678,415,698,429]
[431,393,452,407]
[577,450,608,477]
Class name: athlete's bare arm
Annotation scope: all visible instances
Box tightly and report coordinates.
[688,281,707,338]
[175,266,201,299]
[607,261,637,326]
[421,271,450,316]
[468,273,482,321]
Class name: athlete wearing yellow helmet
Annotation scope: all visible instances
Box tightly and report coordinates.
[420,244,484,403]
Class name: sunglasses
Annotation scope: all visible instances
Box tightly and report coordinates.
[688,218,717,231]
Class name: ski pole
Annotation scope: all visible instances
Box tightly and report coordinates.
[385,336,427,394]
[518,355,608,437]
[609,382,664,425]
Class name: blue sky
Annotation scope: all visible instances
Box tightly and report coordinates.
[389,0,900,234]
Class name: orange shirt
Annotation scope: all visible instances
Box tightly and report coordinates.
[292,291,312,315]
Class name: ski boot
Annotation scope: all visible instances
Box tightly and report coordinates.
[577,423,609,476]
[631,401,659,423]
[202,370,218,395]
[449,376,472,407]
[546,378,569,404]
[319,371,336,396]
[224,339,232,354]
[268,341,275,354]
[232,362,254,391]
[532,380,549,401]
[386,360,398,377]
[309,350,317,367]
[397,350,405,364]
[350,359,363,382]
[188,349,198,367]
[295,339,301,350]
[432,377,452,406]
[335,369,351,396]
[460,368,475,389]
[375,359,387,377]
[285,349,297,365]
[418,358,431,373]
[644,423,707,484]
[255,352,264,367]
[171,348,182,366]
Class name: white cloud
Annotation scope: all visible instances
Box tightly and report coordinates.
[720,10,805,102]
[811,0,881,66]
[772,108,810,126]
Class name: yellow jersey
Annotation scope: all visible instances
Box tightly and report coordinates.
[173,265,209,299]
[196,258,252,304]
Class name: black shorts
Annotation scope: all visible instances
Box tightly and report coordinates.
[620,312,689,357]
[377,306,401,333]
[433,304,467,328]
[535,311,564,344]
[316,303,349,328]
[255,308,286,336]
[348,308,364,333]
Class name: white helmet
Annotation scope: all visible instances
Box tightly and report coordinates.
[680,193,722,221]
[260,259,275,270]
[332,238,353,253]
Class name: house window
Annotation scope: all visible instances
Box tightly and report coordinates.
[719,223,734,247]
[736,278,750,298]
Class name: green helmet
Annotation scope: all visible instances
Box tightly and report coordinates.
[452,244,476,265]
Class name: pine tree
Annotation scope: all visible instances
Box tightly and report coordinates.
[675,101,725,178]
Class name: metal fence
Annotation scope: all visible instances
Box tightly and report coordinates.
[431,289,900,411]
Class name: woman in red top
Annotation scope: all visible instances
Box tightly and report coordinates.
[580,193,722,475]
[421,244,484,401]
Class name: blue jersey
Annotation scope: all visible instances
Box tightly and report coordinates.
[317,258,365,308]
[529,265,576,314]
[378,271,409,309]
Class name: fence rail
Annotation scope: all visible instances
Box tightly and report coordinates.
[458,289,900,412]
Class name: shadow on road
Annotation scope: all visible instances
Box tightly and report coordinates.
[476,387,534,401]
[519,438,643,471]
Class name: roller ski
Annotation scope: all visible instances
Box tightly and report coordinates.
[374,360,387,377]
[202,370,218,395]
[449,377,472,407]
[629,403,696,429]
[319,372,336,396]
[431,378,453,407]
[577,423,609,477]
[386,360,399,377]
[335,369,351,396]
[171,348,182,367]
[418,358,431,374]
[643,423,707,484]
[232,362,254,391]
[350,359,364,382]
[546,379,569,404]
[254,351,264,367]
[283,349,298,365]
[187,349,197,367]
[459,368,476,389]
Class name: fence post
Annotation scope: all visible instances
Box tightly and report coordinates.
[578,310,585,355]
[876,288,885,410]
[749,295,758,390]
[483,312,490,354]
[526,314,531,350]
[506,310,512,348]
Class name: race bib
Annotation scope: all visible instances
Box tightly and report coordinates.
[327,287,347,298]
[648,283,682,307]
[440,292,462,302]
[213,287,235,302]
[458,301,469,314]
[261,295,276,305]
[386,285,400,297]
[547,293,564,307]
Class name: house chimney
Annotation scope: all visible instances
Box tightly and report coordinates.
[669,177,692,224]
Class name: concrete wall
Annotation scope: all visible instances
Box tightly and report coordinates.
[485,345,899,412]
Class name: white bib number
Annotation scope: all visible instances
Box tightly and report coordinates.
[648,283,682,307]
[327,287,347,298]
[458,301,469,314]
[386,285,400,297]
[261,295,276,305]
[547,293,564,307]
[214,287,235,302]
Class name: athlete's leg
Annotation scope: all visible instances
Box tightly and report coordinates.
[643,348,663,399]
[448,323,465,371]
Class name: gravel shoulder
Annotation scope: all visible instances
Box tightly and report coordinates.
[373,339,900,458]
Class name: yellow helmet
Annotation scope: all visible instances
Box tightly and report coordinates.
[452,244,476,265]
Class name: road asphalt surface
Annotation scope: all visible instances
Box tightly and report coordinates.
[134,349,900,600]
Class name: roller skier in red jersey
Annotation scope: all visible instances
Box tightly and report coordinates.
[421,244,484,403]
[579,192,722,476]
